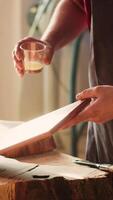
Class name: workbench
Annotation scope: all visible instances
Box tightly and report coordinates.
[0,150,112,200]
[0,121,113,200]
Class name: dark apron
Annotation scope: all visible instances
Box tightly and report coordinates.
[86,0,113,164]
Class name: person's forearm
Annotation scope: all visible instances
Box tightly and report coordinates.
[41,0,87,50]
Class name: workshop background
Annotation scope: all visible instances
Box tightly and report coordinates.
[0,0,90,157]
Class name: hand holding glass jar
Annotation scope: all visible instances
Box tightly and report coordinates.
[12,37,54,76]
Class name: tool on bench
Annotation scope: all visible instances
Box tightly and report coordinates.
[74,159,113,173]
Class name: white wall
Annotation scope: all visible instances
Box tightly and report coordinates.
[0,0,21,120]
[0,0,44,121]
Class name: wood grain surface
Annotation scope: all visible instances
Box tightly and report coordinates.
[0,150,112,200]
[0,100,90,158]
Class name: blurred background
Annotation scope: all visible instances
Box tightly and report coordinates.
[0,0,90,158]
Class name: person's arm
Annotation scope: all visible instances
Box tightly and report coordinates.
[13,0,87,76]
[41,0,88,50]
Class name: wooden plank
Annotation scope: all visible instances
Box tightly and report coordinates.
[0,121,56,158]
[0,100,90,157]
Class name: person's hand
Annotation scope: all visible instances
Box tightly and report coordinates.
[75,85,113,123]
[12,37,54,76]
[61,85,113,129]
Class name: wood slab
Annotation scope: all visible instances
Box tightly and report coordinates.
[0,150,113,200]
[0,100,90,158]
[0,121,56,158]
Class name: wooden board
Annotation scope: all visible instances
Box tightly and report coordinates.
[0,121,56,158]
[0,99,90,157]
[0,150,113,200]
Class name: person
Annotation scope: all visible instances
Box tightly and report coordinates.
[13,0,113,164]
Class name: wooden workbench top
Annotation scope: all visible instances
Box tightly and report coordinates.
[0,150,112,200]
